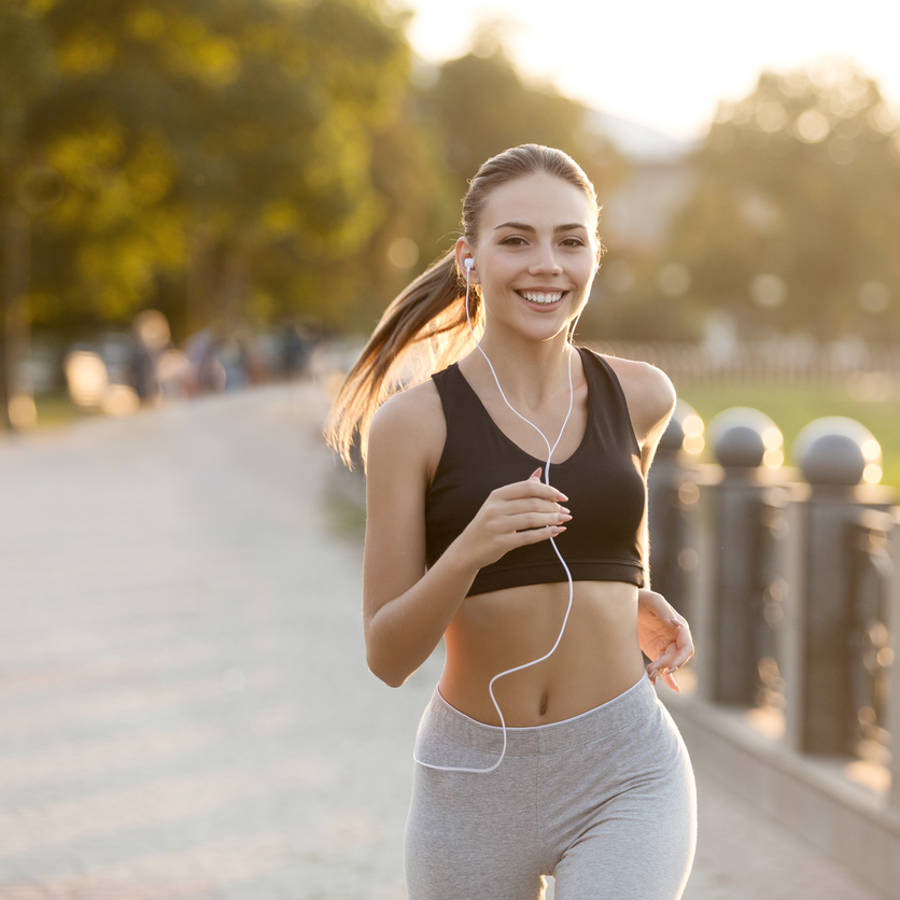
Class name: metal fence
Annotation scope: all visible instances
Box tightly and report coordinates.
[647,408,900,813]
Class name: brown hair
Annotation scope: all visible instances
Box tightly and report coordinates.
[323,144,601,471]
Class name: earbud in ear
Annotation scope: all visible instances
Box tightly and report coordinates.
[464,257,474,271]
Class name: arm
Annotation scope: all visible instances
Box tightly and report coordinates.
[610,359,694,690]
[636,366,676,589]
[362,392,477,687]
[362,389,570,687]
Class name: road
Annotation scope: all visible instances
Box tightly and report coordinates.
[0,380,879,898]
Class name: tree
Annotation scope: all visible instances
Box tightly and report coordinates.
[0,2,58,427]
[423,44,628,207]
[657,61,900,341]
[19,0,417,338]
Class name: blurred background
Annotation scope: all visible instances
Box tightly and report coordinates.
[2,1,899,897]
[2,0,898,483]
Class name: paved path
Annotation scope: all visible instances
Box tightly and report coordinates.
[0,381,880,898]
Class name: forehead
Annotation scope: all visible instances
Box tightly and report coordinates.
[480,171,595,230]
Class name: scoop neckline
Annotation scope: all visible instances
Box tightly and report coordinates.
[451,345,592,468]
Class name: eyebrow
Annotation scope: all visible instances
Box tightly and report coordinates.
[493,221,588,233]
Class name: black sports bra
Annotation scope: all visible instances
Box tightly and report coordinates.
[424,346,647,596]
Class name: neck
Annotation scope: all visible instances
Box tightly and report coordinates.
[473,331,575,412]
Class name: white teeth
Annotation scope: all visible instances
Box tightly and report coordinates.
[521,291,564,305]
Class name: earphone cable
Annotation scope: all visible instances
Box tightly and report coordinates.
[413,261,585,774]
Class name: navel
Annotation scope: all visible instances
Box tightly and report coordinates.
[538,691,549,716]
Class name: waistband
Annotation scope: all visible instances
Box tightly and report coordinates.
[425,670,656,758]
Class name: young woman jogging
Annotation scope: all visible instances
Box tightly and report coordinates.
[325,143,697,899]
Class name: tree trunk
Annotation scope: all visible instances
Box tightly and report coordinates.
[186,224,217,336]
[1,202,31,431]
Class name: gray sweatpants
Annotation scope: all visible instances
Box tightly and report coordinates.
[404,671,697,899]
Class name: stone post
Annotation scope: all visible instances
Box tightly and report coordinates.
[705,407,784,706]
[647,400,705,620]
[889,508,900,812]
[785,417,894,756]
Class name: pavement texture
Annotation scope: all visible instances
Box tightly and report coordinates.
[0,379,882,898]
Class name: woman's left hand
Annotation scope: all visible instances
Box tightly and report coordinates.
[637,589,694,693]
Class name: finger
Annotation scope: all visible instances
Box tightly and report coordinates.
[661,671,681,693]
[647,657,677,679]
[512,522,567,547]
[502,498,570,518]
[510,510,572,532]
[495,479,568,503]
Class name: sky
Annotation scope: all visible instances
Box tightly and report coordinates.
[396,0,900,141]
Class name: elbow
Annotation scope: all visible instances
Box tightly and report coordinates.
[366,650,406,688]
[379,670,407,689]
[365,628,407,687]
[364,605,412,687]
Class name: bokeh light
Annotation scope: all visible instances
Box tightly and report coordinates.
[681,413,706,456]
[8,394,37,429]
[64,351,109,408]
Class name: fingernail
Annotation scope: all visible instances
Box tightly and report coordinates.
[559,506,571,514]
[556,492,568,501]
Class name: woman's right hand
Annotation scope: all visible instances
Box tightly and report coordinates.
[454,467,572,570]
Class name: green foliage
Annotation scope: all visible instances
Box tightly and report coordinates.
[3,0,422,338]
[658,64,900,342]
[11,4,897,353]
[424,47,628,221]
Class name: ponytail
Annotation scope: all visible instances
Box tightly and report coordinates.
[324,143,600,473]
[323,249,483,472]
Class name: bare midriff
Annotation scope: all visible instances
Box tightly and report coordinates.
[438,579,646,727]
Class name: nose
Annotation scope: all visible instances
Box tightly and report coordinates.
[529,243,562,275]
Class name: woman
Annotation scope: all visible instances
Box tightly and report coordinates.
[324,144,697,899]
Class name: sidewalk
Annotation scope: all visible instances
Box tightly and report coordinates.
[0,381,880,898]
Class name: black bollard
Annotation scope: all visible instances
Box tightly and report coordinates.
[890,510,900,812]
[703,407,785,706]
[647,400,705,621]
[785,417,894,756]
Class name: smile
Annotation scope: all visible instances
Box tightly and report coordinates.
[516,290,567,306]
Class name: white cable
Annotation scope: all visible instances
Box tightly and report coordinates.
[413,261,585,774]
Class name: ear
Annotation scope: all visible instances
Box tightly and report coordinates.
[455,238,478,282]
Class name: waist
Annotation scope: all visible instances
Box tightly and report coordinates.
[425,670,656,757]
[440,580,645,726]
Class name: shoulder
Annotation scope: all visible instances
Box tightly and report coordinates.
[588,350,676,446]
[367,376,446,483]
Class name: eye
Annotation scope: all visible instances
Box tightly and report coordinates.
[501,236,527,246]
[562,238,585,248]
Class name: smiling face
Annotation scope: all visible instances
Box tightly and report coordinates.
[459,171,601,343]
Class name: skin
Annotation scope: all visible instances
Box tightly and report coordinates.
[363,171,694,725]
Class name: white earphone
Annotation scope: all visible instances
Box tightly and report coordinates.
[412,248,585,774]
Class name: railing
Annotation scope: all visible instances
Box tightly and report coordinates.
[847,509,894,769]
[647,407,899,814]
[590,340,900,383]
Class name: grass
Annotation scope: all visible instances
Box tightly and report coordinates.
[27,390,99,430]
[674,378,900,490]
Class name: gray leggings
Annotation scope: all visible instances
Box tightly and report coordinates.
[404,671,697,899]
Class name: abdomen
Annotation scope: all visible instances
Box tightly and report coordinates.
[439,580,646,726]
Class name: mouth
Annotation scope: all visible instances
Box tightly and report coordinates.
[515,290,569,310]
